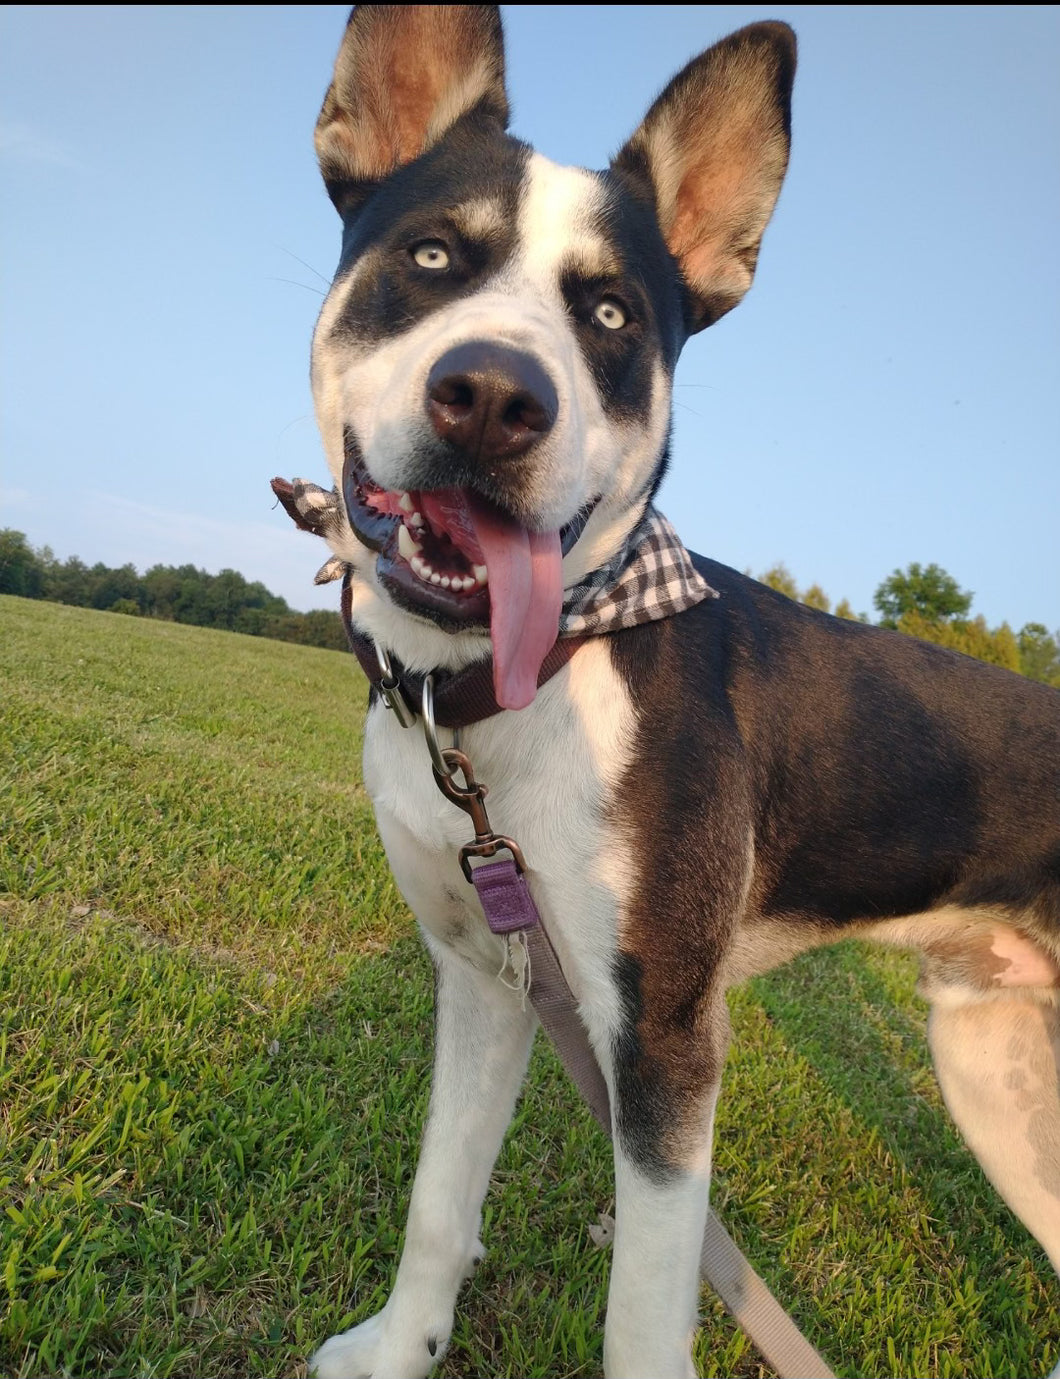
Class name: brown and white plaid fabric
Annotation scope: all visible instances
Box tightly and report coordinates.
[558,505,716,635]
[275,479,716,632]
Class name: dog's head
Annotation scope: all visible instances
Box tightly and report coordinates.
[311,4,794,705]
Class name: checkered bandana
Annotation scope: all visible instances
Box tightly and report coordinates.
[275,479,717,634]
[558,505,716,633]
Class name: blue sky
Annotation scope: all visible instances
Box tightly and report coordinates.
[2,5,1057,629]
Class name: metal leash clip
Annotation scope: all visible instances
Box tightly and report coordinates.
[373,641,417,728]
[423,675,526,882]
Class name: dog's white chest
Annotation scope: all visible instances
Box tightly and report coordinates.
[361,641,637,1030]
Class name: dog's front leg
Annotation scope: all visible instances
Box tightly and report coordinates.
[603,994,731,1379]
[312,940,536,1379]
[604,1125,718,1379]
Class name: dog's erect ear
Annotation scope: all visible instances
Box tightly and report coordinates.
[315,4,508,217]
[613,22,795,331]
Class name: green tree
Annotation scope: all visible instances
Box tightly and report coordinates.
[894,611,1021,672]
[43,554,91,606]
[874,562,972,628]
[757,563,799,600]
[801,583,831,613]
[87,561,142,612]
[264,609,347,651]
[1018,623,1060,686]
[0,534,347,652]
[0,529,45,598]
[756,564,842,615]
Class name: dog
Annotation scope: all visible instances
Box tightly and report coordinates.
[285,7,1060,1376]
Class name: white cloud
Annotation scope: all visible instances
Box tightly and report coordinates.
[0,120,84,171]
[0,484,40,513]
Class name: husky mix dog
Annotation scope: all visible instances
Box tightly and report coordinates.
[285,7,1060,1376]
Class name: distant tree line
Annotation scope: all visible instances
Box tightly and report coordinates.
[2,528,1057,684]
[0,529,347,652]
[756,560,1060,686]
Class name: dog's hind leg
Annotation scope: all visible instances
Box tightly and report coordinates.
[926,977,1060,1278]
[312,941,536,1379]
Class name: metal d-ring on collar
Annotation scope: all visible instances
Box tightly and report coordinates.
[373,641,418,729]
[370,641,462,768]
[422,674,461,776]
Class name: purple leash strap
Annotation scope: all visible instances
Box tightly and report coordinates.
[471,859,612,1134]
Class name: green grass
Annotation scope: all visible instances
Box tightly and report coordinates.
[1,593,1057,1378]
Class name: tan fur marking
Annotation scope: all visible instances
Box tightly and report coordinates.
[863,906,1060,996]
[724,905,1060,994]
[451,197,507,241]
[561,244,622,281]
[721,915,834,987]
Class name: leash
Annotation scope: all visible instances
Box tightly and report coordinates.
[417,675,835,1379]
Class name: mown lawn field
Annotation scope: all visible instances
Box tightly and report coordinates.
[1,592,1057,1378]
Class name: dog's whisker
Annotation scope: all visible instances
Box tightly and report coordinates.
[280,246,333,288]
[266,277,327,298]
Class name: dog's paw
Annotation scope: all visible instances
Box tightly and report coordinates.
[310,1311,449,1379]
[311,1314,384,1379]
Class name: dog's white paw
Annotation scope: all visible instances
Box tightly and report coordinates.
[311,1314,385,1379]
[310,1309,450,1379]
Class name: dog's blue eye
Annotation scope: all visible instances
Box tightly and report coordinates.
[412,241,450,270]
[593,298,626,330]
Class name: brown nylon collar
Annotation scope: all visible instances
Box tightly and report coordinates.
[340,574,585,729]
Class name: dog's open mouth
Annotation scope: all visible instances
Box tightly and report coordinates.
[343,449,592,709]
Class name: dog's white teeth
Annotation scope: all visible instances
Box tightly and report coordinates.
[397,524,420,560]
[408,511,424,529]
[404,543,483,595]
[397,491,414,513]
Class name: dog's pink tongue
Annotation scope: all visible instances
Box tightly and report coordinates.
[465,495,563,711]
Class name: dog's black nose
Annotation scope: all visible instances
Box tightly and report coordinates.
[426,342,557,461]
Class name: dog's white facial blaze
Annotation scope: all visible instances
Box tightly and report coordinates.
[507,154,675,530]
[312,156,609,527]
